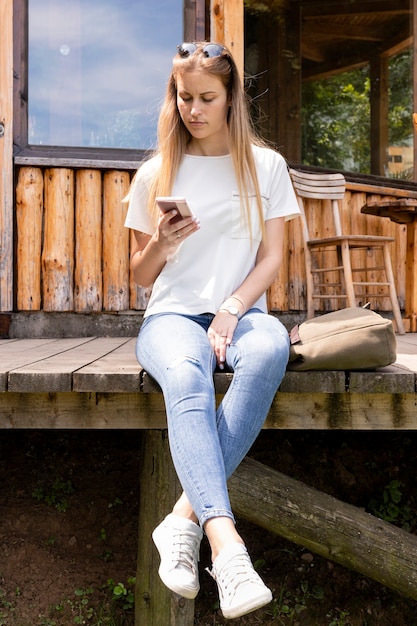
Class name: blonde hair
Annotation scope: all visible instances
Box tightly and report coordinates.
[141,43,267,233]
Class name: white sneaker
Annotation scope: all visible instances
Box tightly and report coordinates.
[207,543,273,619]
[152,513,203,599]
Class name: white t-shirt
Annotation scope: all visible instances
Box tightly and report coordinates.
[124,145,300,317]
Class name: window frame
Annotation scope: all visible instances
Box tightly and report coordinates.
[13,0,206,169]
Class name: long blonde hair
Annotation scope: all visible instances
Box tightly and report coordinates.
[144,42,267,232]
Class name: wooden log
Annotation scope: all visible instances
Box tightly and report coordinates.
[229,456,417,600]
[42,168,75,311]
[15,167,43,310]
[102,171,130,311]
[0,0,13,312]
[74,170,102,312]
[136,430,194,626]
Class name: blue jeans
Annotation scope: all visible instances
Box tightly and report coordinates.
[136,310,290,527]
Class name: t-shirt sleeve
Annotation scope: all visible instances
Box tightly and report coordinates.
[124,159,158,235]
[260,149,300,222]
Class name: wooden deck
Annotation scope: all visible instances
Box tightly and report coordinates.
[0,333,415,430]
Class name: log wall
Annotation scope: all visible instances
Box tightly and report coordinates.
[14,165,412,315]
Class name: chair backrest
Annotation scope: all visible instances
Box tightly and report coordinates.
[289,168,346,240]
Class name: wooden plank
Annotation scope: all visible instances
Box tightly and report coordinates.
[346,182,417,199]
[0,0,14,312]
[281,370,347,393]
[265,393,417,429]
[0,338,75,392]
[0,390,417,430]
[143,369,347,394]
[349,371,415,393]
[142,371,235,394]
[73,338,141,392]
[0,392,168,429]
[14,154,142,170]
[7,337,129,393]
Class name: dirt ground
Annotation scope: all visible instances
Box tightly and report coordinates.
[1,429,417,625]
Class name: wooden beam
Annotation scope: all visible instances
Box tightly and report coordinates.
[0,0,14,312]
[229,456,417,601]
[1,391,417,430]
[210,0,244,80]
[184,0,206,42]
[302,1,411,18]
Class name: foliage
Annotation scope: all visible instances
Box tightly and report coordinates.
[302,50,413,176]
[302,67,371,173]
[32,477,75,512]
[268,578,324,624]
[369,479,417,531]
[107,578,136,612]
[0,582,135,626]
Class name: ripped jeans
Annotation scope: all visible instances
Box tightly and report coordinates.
[136,310,290,527]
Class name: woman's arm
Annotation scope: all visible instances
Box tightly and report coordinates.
[130,210,200,287]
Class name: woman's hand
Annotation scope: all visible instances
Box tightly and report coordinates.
[156,209,200,253]
[130,210,200,287]
[208,311,239,370]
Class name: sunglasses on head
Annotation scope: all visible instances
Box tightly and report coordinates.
[177,42,227,59]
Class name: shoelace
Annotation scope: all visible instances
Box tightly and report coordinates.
[209,552,261,599]
[169,526,200,572]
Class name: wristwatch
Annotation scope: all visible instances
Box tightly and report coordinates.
[219,305,241,319]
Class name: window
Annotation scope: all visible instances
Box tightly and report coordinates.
[28,0,182,150]
[244,0,414,180]
[301,49,413,180]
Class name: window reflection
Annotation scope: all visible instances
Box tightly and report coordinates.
[302,49,413,179]
[244,0,413,179]
[28,0,182,149]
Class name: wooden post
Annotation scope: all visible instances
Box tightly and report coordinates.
[136,430,195,626]
[230,457,417,601]
[42,169,75,311]
[413,0,417,182]
[0,0,14,312]
[16,167,44,310]
[210,0,244,80]
[102,171,130,311]
[370,54,389,177]
[74,170,103,312]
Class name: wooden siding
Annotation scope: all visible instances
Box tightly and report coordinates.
[14,165,415,316]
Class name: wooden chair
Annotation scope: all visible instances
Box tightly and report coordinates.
[289,169,405,335]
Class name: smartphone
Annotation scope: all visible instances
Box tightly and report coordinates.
[156,197,193,223]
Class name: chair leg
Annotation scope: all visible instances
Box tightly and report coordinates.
[305,247,315,318]
[340,242,356,308]
[382,243,405,335]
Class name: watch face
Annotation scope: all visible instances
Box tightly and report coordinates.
[228,306,239,316]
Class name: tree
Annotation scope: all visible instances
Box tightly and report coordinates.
[302,50,412,177]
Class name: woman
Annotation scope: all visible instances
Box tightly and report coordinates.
[125,41,300,620]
